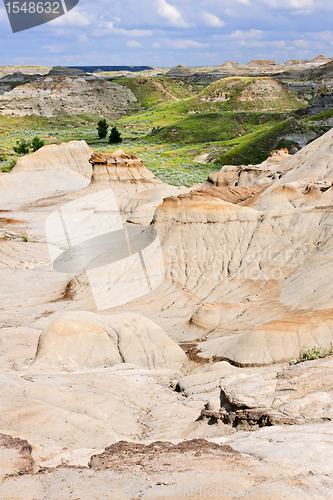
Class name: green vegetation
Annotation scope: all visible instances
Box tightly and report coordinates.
[0,75,325,184]
[109,126,122,144]
[116,76,201,108]
[13,138,30,155]
[195,77,303,112]
[217,118,296,165]
[97,118,109,139]
[31,136,45,152]
[0,114,97,172]
[290,345,333,365]
[13,136,44,155]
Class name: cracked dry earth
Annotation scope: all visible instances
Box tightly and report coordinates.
[1,131,333,498]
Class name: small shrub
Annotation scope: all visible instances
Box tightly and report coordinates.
[109,126,122,144]
[31,136,45,152]
[97,119,109,139]
[13,139,30,155]
[290,344,333,365]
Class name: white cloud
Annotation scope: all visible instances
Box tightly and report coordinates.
[236,0,251,4]
[77,33,89,43]
[202,12,225,28]
[152,42,161,48]
[156,0,188,27]
[49,10,90,26]
[126,40,143,48]
[165,39,209,49]
[231,29,263,39]
[262,0,313,8]
[106,22,152,37]
[294,39,309,47]
[43,45,62,53]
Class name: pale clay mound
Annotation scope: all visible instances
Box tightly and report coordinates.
[1,133,333,496]
[31,311,186,372]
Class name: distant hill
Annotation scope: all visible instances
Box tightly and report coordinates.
[67,66,153,73]
[165,65,193,77]
[298,60,333,82]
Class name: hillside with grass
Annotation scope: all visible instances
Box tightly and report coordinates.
[195,77,305,111]
[0,74,324,186]
[116,76,202,108]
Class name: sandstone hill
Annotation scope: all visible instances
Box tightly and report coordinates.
[0,75,137,117]
[0,65,51,79]
[195,76,303,111]
[165,64,194,77]
[246,59,277,67]
[1,133,333,496]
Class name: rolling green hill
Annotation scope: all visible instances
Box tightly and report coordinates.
[116,76,202,108]
[0,75,318,186]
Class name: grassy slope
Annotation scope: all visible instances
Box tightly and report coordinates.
[0,76,314,185]
[116,76,202,108]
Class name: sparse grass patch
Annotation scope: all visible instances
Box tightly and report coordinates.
[290,344,333,365]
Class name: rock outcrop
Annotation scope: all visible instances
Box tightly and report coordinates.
[3,435,328,499]
[247,59,277,67]
[31,311,187,372]
[309,91,333,114]
[48,66,87,77]
[90,150,165,192]
[0,71,27,83]
[165,65,193,77]
[0,434,34,483]
[2,124,333,494]
[0,75,137,117]
[0,141,92,209]
[87,150,188,224]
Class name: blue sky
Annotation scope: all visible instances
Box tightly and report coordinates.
[1,0,333,67]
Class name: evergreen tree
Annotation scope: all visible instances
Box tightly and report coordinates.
[13,139,30,155]
[97,119,109,139]
[109,126,122,144]
[31,137,45,152]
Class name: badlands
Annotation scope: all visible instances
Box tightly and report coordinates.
[0,127,333,498]
[1,61,333,499]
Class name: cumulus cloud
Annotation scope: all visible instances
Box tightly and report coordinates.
[3,0,333,68]
[126,40,143,48]
[202,12,225,28]
[156,0,188,27]
[231,29,263,39]
[165,39,209,49]
[43,44,62,53]
[262,0,314,9]
[106,22,152,37]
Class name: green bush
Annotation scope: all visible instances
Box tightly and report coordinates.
[109,126,122,144]
[97,119,109,139]
[31,136,45,152]
[13,139,30,155]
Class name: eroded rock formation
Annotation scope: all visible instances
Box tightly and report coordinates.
[0,75,137,117]
[1,130,333,495]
